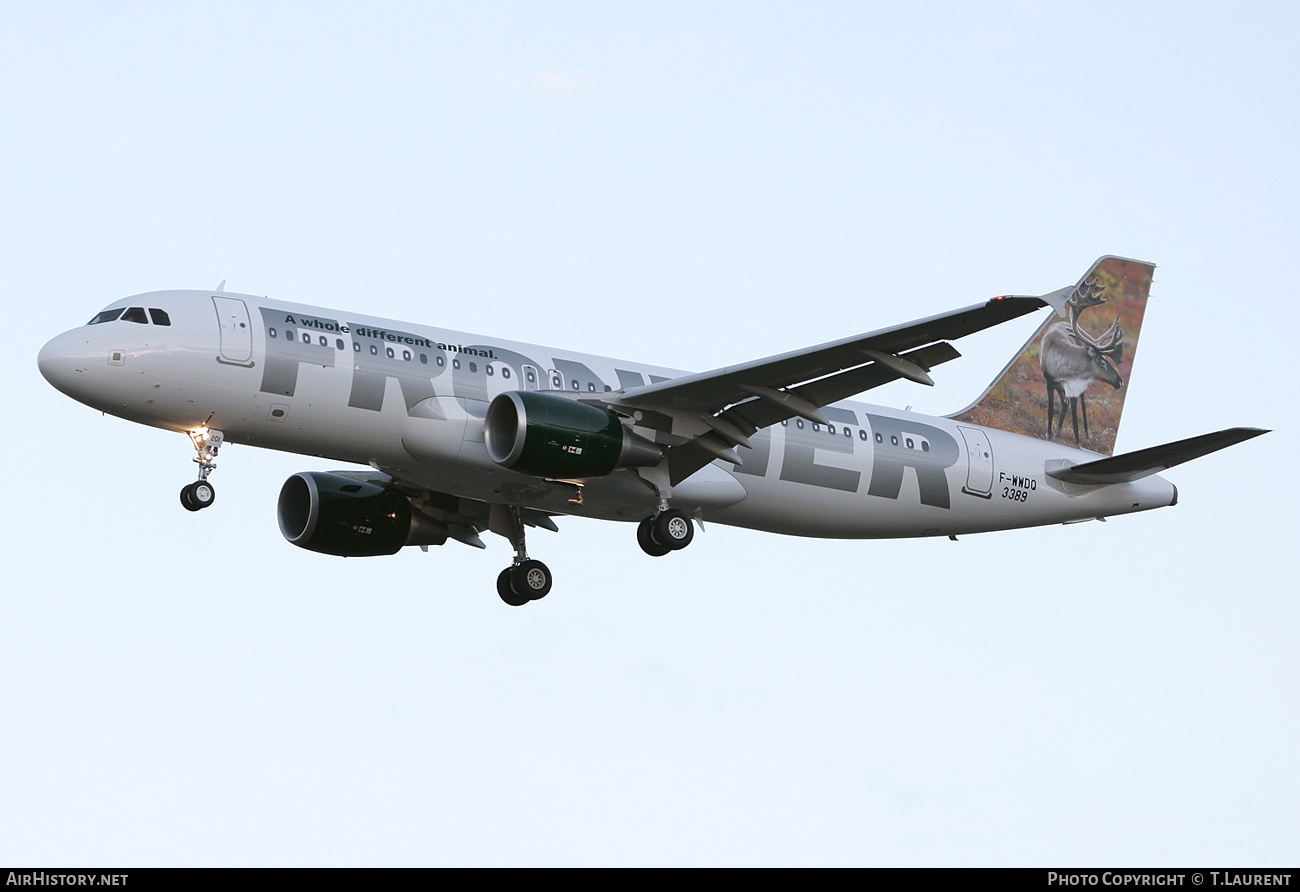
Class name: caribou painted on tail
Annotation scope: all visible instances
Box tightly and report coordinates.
[1039,279,1125,445]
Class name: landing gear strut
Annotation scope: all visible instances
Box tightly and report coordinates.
[637,508,694,556]
[490,504,553,607]
[180,426,223,512]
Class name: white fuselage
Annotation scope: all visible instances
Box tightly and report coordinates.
[38,290,1177,539]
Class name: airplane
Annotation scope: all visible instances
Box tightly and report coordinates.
[37,256,1266,606]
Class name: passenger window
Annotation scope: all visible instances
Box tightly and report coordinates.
[336,339,344,350]
[354,342,361,352]
[859,429,867,441]
[796,419,804,429]
[486,365,494,376]
[551,374,562,388]
[588,383,596,391]
[319,336,328,347]
[571,379,579,390]
[420,353,428,364]
[502,367,511,379]
[370,345,378,355]
[403,350,411,361]
[812,423,820,432]
[148,308,171,326]
[828,424,836,435]
[906,438,914,449]
[875,433,883,443]
[891,436,898,446]
[87,308,125,325]
[453,359,460,370]
[844,428,851,438]
[269,328,277,338]
[122,307,148,324]
[469,362,477,373]
[386,347,394,358]
[436,356,445,367]
[301,332,311,344]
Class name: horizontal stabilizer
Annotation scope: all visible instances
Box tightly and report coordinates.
[1047,427,1268,485]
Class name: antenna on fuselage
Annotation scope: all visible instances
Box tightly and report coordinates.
[215,280,226,292]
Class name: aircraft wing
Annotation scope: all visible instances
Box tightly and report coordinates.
[604,295,1051,484]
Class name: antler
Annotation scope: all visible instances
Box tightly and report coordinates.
[1065,278,1108,318]
[1069,310,1124,362]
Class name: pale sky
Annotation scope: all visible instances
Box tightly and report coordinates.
[2,1,1296,866]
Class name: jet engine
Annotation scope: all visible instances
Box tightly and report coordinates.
[277,472,448,557]
[484,391,661,478]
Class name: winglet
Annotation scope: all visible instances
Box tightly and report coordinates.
[1038,285,1074,318]
[1047,427,1268,485]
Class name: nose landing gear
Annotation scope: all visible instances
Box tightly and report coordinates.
[180,480,216,511]
[180,426,223,512]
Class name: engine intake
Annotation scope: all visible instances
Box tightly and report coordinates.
[484,390,661,478]
[277,472,447,557]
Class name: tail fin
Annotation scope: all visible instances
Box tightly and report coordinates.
[948,256,1155,456]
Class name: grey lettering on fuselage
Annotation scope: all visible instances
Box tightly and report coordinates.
[731,427,774,478]
[451,345,545,416]
[615,369,646,389]
[552,358,609,395]
[779,407,861,492]
[864,413,959,509]
[257,307,631,418]
[259,308,338,396]
[346,323,447,413]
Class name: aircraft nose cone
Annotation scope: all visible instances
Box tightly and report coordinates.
[38,334,65,384]
[37,330,89,395]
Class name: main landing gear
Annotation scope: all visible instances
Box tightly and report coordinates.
[637,508,695,557]
[496,560,553,607]
[491,504,553,607]
[180,426,223,513]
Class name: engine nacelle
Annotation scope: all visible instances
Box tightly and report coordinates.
[484,390,662,478]
[277,472,447,557]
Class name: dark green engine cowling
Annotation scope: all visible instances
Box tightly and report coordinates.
[484,391,662,478]
[277,472,448,557]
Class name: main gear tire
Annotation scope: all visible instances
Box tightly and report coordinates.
[637,518,671,557]
[652,509,694,551]
[497,568,530,606]
[511,559,552,600]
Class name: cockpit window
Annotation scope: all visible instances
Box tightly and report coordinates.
[87,308,125,325]
[121,307,148,324]
[148,308,171,326]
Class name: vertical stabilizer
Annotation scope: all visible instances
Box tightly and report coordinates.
[948,256,1155,456]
